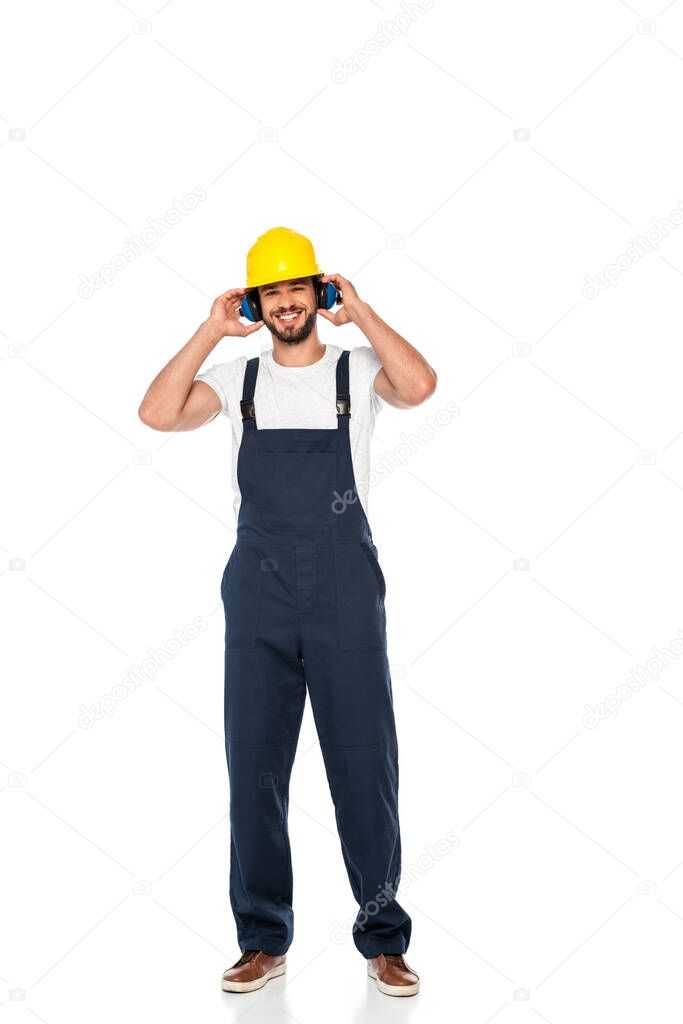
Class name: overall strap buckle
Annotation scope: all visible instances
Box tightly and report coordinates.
[240,356,260,427]
[335,350,351,418]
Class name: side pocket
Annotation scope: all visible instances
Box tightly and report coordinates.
[360,542,386,601]
[223,546,262,650]
[220,548,237,599]
[333,542,386,651]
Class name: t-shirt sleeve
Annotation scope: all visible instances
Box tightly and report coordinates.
[194,358,245,416]
[353,345,385,415]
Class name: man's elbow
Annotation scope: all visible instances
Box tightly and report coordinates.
[138,402,177,431]
[403,368,438,407]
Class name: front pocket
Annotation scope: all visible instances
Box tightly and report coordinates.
[222,545,262,649]
[333,542,386,651]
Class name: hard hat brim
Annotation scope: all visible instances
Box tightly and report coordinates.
[249,272,319,290]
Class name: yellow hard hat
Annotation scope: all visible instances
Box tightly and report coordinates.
[246,226,321,288]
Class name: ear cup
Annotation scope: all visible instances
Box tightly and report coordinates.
[314,276,342,310]
[322,281,341,309]
[240,291,261,322]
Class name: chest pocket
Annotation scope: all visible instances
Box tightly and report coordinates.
[254,450,337,530]
[333,541,387,651]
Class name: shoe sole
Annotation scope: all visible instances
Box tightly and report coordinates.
[221,963,286,993]
[367,964,420,997]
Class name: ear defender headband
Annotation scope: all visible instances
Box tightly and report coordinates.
[239,275,342,323]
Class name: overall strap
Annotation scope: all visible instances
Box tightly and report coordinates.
[240,356,259,429]
[335,349,351,420]
[241,351,349,429]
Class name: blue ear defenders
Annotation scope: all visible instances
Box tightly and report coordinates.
[239,275,342,322]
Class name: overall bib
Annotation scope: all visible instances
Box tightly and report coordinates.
[221,348,412,959]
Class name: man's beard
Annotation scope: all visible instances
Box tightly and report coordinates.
[266,308,317,345]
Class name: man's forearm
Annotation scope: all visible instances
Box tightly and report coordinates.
[349,301,437,404]
[138,318,223,426]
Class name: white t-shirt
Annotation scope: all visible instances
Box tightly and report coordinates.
[195,343,384,523]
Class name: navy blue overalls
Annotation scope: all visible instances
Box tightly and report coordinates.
[220,348,412,960]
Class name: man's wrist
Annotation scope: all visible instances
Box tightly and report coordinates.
[200,317,227,343]
[347,299,375,326]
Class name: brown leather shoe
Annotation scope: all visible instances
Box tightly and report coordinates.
[367,953,420,996]
[221,949,286,993]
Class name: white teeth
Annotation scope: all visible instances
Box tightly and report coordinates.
[277,312,300,321]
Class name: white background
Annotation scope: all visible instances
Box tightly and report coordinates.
[3,0,683,1020]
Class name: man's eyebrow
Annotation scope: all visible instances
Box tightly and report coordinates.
[261,279,308,291]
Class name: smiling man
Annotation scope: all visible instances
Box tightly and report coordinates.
[262,279,317,340]
[138,226,437,998]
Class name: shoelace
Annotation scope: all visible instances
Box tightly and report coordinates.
[383,954,407,968]
[234,949,260,967]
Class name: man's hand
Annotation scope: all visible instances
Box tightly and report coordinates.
[206,287,264,337]
[318,274,438,409]
[317,273,365,326]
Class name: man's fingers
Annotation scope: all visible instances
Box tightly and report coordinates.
[243,320,264,335]
[218,286,248,300]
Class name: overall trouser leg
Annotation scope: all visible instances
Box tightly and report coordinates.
[299,542,412,959]
[223,553,306,955]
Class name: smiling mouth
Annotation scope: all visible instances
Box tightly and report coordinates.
[274,310,303,325]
